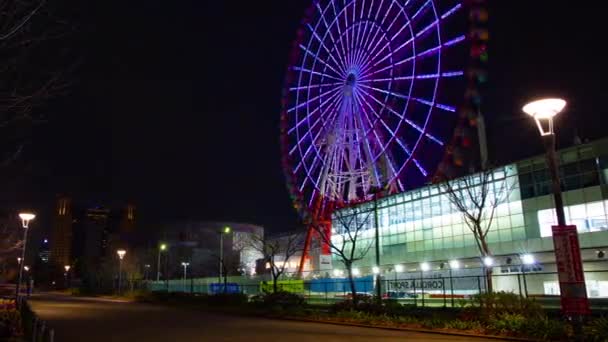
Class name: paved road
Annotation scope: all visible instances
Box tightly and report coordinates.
[29,294,500,342]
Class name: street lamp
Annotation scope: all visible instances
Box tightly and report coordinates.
[420,263,430,307]
[483,256,494,267]
[117,249,126,295]
[219,226,231,283]
[144,264,151,280]
[157,243,167,281]
[16,212,35,298]
[64,265,71,288]
[372,266,380,275]
[524,98,589,332]
[352,268,360,276]
[448,260,460,307]
[520,254,535,297]
[181,262,190,292]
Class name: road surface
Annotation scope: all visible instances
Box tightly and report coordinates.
[29,294,500,342]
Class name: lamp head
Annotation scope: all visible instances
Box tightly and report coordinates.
[19,212,35,228]
[523,98,566,136]
[521,254,535,265]
[64,265,71,272]
[420,262,431,272]
[449,260,461,269]
[372,266,380,275]
[483,256,494,267]
[223,226,231,234]
[160,244,167,251]
[117,249,126,259]
[394,264,404,273]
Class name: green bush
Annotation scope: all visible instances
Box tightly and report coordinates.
[470,292,544,320]
[487,313,568,340]
[585,317,608,342]
[206,293,248,306]
[444,319,483,331]
[488,313,527,335]
[261,291,305,307]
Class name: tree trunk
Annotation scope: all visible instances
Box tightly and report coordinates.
[346,263,358,306]
[485,268,493,293]
[273,274,278,293]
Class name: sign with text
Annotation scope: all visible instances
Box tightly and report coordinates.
[551,225,590,315]
[319,254,332,270]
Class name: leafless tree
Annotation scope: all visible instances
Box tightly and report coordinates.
[1,0,75,162]
[442,168,514,293]
[312,207,374,305]
[0,221,23,267]
[248,231,304,293]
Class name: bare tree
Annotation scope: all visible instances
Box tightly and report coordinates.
[0,221,23,275]
[442,168,513,293]
[1,0,75,162]
[312,207,374,305]
[248,231,304,293]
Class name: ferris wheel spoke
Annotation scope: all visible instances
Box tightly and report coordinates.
[314,4,349,74]
[306,24,348,76]
[287,83,342,113]
[292,66,344,83]
[443,34,466,47]
[411,0,432,20]
[358,83,409,106]
[331,0,351,70]
[299,44,345,78]
[288,89,342,135]
[292,94,343,164]
[357,0,383,65]
[289,82,343,92]
[352,90,403,183]
[441,3,462,20]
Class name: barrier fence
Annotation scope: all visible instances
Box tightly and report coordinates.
[145,270,608,310]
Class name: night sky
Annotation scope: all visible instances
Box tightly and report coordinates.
[3,1,605,238]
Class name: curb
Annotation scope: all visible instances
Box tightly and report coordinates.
[276,316,536,341]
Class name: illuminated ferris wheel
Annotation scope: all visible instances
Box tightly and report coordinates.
[280,0,488,271]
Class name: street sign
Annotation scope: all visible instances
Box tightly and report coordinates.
[551,225,590,315]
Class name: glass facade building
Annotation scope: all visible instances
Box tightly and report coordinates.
[331,138,608,272]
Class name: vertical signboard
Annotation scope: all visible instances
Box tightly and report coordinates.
[551,225,590,315]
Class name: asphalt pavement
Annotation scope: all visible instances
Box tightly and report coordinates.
[28,294,501,342]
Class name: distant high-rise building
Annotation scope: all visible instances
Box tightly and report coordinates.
[50,196,73,268]
[38,238,50,263]
[119,203,136,234]
[83,207,111,264]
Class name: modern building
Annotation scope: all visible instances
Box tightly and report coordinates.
[50,196,72,270]
[159,221,264,278]
[82,207,111,265]
[328,138,608,298]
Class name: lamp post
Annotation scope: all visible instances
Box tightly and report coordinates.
[521,254,535,297]
[219,226,231,284]
[157,243,167,281]
[64,265,71,289]
[144,264,151,280]
[449,260,460,307]
[117,249,126,295]
[420,262,430,307]
[524,98,588,336]
[523,99,568,226]
[16,212,35,299]
[181,262,190,291]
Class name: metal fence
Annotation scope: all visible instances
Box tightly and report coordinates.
[19,298,55,342]
[144,270,608,311]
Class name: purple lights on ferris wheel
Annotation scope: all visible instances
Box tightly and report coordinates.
[281,0,471,210]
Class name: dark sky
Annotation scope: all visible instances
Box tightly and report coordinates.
[5,1,605,237]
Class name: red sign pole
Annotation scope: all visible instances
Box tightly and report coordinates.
[551,225,590,316]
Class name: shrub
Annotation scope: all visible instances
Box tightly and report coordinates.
[0,308,21,339]
[470,292,544,320]
[487,313,527,335]
[261,291,305,307]
[585,317,608,342]
[206,293,248,306]
[444,319,483,331]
